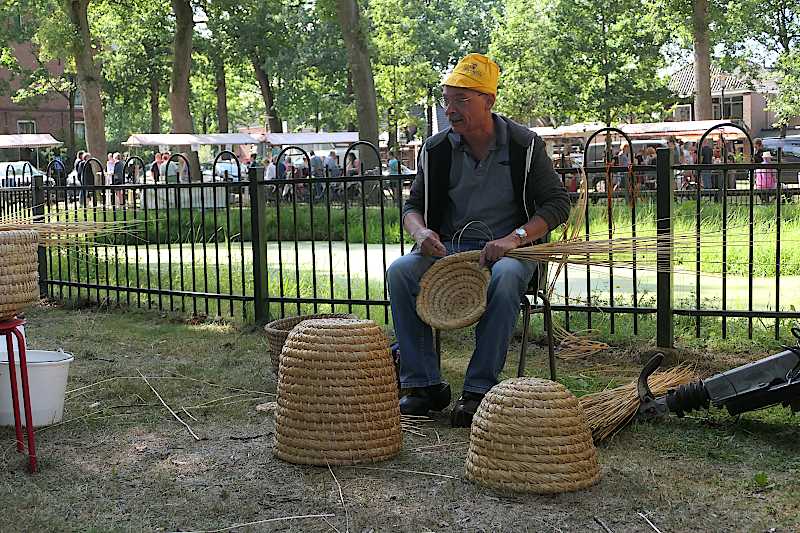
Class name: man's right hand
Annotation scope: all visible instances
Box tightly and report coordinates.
[413,228,446,257]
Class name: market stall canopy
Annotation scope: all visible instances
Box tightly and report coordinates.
[531,120,745,141]
[617,120,745,139]
[0,134,63,149]
[240,129,359,146]
[123,133,260,146]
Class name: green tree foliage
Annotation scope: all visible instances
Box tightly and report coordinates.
[491,0,672,126]
[720,0,800,130]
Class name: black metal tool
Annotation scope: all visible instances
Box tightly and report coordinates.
[636,328,800,420]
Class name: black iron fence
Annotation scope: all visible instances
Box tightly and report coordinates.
[3,128,799,344]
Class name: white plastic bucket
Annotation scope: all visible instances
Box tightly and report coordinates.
[0,349,74,427]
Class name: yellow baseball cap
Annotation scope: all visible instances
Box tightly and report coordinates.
[443,53,500,96]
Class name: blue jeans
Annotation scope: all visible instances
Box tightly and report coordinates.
[386,240,537,394]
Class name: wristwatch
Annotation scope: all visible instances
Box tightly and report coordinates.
[514,226,528,242]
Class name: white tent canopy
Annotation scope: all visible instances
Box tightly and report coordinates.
[248,131,360,146]
[0,134,63,149]
[123,133,260,147]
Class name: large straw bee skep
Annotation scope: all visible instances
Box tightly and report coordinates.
[274,318,402,465]
[264,313,355,376]
[465,378,601,494]
[0,230,39,320]
[416,250,489,330]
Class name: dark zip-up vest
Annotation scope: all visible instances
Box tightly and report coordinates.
[424,137,532,236]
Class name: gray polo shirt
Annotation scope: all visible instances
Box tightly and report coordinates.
[439,116,524,242]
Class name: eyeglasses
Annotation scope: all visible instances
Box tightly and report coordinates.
[438,95,474,109]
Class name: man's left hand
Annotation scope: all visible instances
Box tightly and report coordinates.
[480,235,520,266]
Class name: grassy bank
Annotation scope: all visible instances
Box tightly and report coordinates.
[44,247,800,347]
[47,198,800,276]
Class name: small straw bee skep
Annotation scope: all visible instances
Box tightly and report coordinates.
[465,378,601,494]
[274,318,402,466]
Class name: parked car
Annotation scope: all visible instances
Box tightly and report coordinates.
[0,161,54,187]
[381,164,415,176]
[202,160,246,182]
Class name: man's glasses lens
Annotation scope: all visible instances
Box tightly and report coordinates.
[439,97,471,108]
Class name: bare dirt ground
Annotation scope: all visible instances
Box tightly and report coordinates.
[1,305,798,532]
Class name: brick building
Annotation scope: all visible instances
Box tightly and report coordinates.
[0,41,84,164]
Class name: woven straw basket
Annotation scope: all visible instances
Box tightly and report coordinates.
[264,313,355,376]
[465,377,601,494]
[416,250,489,330]
[274,318,402,465]
[0,230,39,320]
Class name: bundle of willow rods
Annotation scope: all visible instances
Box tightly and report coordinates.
[578,365,696,442]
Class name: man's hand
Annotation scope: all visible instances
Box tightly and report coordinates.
[414,228,446,257]
[480,235,520,266]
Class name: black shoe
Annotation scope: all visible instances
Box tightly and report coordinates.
[399,382,452,416]
[450,391,486,428]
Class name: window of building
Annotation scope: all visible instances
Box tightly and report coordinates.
[74,90,83,108]
[17,120,36,134]
[673,104,692,121]
[712,95,743,120]
[74,121,86,140]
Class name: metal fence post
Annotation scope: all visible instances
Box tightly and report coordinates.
[655,148,673,348]
[249,166,270,324]
[32,174,48,298]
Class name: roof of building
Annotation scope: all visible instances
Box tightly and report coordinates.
[668,63,778,97]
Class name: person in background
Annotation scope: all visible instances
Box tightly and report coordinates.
[753,138,765,164]
[345,152,360,176]
[106,153,115,186]
[388,151,400,174]
[310,150,325,200]
[150,153,162,182]
[74,150,85,176]
[112,152,125,205]
[324,150,340,177]
[79,152,93,205]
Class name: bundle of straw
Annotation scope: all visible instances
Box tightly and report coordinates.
[554,324,609,360]
[0,213,123,245]
[578,365,696,442]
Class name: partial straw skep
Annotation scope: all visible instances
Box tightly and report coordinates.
[0,230,40,319]
[578,365,696,443]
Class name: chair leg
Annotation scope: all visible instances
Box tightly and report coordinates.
[434,329,441,372]
[517,296,532,377]
[539,291,556,381]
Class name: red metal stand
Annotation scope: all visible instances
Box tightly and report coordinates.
[1,318,37,473]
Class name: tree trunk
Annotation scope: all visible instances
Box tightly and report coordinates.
[169,0,201,180]
[149,75,161,133]
[214,57,229,133]
[67,89,76,159]
[252,56,282,133]
[693,0,713,120]
[63,0,106,180]
[335,0,380,170]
